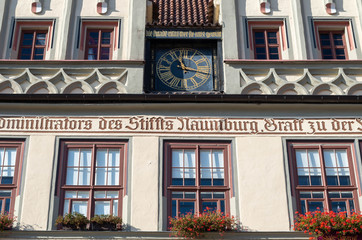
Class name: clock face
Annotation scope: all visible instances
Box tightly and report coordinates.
[155,48,213,91]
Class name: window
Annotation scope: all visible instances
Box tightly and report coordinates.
[247,20,287,60]
[288,142,358,215]
[319,31,347,59]
[0,141,24,215]
[12,20,54,60]
[164,142,231,218]
[58,141,127,218]
[85,29,113,60]
[78,21,119,60]
[18,30,47,60]
[253,29,280,60]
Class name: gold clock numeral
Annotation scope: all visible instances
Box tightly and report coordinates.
[160,71,173,81]
[195,72,209,80]
[158,65,170,72]
[169,77,180,87]
[198,66,211,74]
[190,50,197,59]
[169,51,178,62]
[195,57,206,65]
[189,77,198,86]
[162,58,172,65]
[180,49,188,59]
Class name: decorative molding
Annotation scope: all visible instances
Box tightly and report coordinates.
[259,0,271,14]
[97,0,108,15]
[0,67,128,94]
[324,0,337,15]
[31,0,42,14]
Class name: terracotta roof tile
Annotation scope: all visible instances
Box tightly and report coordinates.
[149,0,219,28]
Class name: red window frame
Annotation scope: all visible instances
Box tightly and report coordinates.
[0,141,24,216]
[319,31,348,59]
[57,140,127,218]
[164,142,232,219]
[84,29,113,60]
[252,29,281,60]
[288,142,359,216]
[18,30,48,60]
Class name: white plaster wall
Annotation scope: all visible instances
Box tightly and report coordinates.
[13,0,67,17]
[130,137,159,231]
[19,135,56,230]
[236,137,290,231]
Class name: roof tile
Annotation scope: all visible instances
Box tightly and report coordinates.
[149,0,219,27]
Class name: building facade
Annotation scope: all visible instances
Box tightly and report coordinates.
[0,0,362,239]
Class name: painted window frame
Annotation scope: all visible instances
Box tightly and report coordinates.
[0,140,24,215]
[79,21,119,60]
[12,21,54,60]
[164,141,232,219]
[57,140,127,218]
[248,21,287,60]
[288,141,359,215]
[313,21,355,59]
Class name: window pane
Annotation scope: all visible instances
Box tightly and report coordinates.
[95,168,106,185]
[324,150,336,167]
[4,149,16,166]
[80,150,92,166]
[200,169,212,186]
[308,150,320,167]
[87,48,98,60]
[300,192,311,198]
[100,48,110,60]
[331,201,347,213]
[63,199,70,215]
[96,150,107,167]
[201,192,212,199]
[341,192,353,198]
[35,33,46,45]
[336,150,348,167]
[1,167,14,184]
[66,168,78,185]
[107,191,119,198]
[0,191,11,197]
[108,150,120,167]
[213,169,224,185]
[68,149,80,166]
[172,150,183,167]
[72,201,88,216]
[185,192,196,199]
[214,192,225,199]
[77,191,89,198]
[22,33,34,46]
[329,192,340,198]
[312,192,324,198]
[113,200,118,215]
[78,168,90,185]
[254,32,265,44]
[200,150,211,167]
[95,201,110,215]
[296,150,308,167]
[184,150,195,167]
[213,150,224,167]
[256,47,266,54]
[300,200,306,214]
[33,48,44,60]
[65,191,77,198]
[184,168,195,186]
[202,201,217,212]
[101,32,111,44]
[349,200,355,212]
[308,201,324,212]
[89,32,99,45]
[179,201,194,216]
[107,168,119,185]
[94,191,106,198]
[172,200,177,218]
[20,48,32,60]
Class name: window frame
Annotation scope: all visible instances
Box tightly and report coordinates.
[318,30,348,60]
[79,21,119,60]
[84,29,114,60]
[288,141,359,215]
[57,140,127,218]
[252,29,281,60]
[18,30,48,60]
[164,141,232,219]
[0,140,24,215]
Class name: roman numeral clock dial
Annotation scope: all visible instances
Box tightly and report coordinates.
[155,48,213,91]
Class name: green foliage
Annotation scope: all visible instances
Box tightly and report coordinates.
[55,212,89,230]
[169,209,238,239]
[0,214,14,231]
[90,215,122,231]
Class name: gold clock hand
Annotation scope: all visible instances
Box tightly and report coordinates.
[183,66,209,74]
[178,56,186,70]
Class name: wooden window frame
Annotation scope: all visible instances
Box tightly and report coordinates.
[288,141,359,216]
[57,140,127,218]
[252,29,281,60]
[319,30,348,60]
[84,29,114,60]
[18,30,48,60]
[164,141,232,219]
[0,141,24,216]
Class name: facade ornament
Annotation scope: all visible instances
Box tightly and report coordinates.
[97,0,108,15]
[31,0,42,14]
[324,0,337,15]
[259,0,271,14]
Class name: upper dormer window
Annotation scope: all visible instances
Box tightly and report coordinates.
[85,29,113,60]
[18,30,48,60]
[319,31,347,59]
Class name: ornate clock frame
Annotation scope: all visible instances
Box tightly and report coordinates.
[145,38,222,92]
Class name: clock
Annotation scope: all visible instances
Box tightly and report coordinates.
[154,48,214,91]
